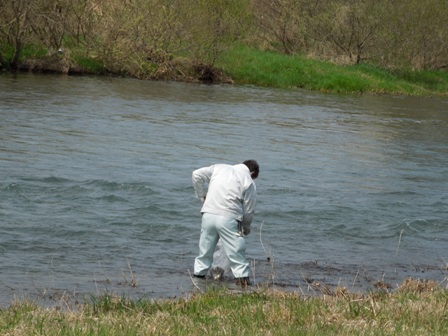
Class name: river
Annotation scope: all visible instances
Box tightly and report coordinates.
[1,73,447,307]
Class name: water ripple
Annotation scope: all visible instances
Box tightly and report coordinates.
[1,74,447,306]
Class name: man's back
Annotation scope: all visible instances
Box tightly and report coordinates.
[192,163,256,226]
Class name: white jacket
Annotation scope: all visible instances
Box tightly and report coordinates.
[192,164,257,231]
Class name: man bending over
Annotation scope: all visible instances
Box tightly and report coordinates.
[192,160,259,287]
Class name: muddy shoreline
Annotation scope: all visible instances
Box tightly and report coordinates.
[4,257,446,309]
[11,54,233,85]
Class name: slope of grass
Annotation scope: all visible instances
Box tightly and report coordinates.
[217,45,448,96]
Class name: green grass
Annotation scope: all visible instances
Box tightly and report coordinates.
[0,43,47,67]
[72,54,106,74]
[217,45,448,96]
[0,279,447,335]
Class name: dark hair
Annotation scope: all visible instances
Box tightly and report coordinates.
[243,159,259,179]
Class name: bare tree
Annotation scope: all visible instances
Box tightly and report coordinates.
[307,0,392,64]
[0,0,36,69]
[32,0,72,52]
[179,0,251,66]
[380,0,448,69]
[251,0,307,55]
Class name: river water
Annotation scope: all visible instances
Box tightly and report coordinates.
[1,73,447,307]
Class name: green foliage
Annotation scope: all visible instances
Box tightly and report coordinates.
[319,73,370,93]
[391,69,448,92]
[17,44,48,61]
[218,45,448,95]
[0,42,47,69]
[72,55,105,74]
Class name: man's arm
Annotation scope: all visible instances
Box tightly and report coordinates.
[192,165,214,200]
[241,183,257,235]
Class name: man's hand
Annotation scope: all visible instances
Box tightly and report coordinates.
[242,227,250,236]
[200,195,206,203]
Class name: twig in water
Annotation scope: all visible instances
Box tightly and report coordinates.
[59,291,73,313]
[98,261,110,284]
[126,258,137,287]
[121,268,128,284]
[121,258,138,287]
[300,271,317,295]
[51,255,56,282]
[439,255,448,272]
[259,220,276,288]
[251,259,256,285]
[353,270,360,287]
[396,229,404,256]
[259,221,272,261]
[188,269,203,293]
[437,277,448,291]
[93,273,100,296]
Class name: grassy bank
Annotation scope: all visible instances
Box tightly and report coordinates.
[1,279,447,335]
[5,44,448,96]
[217,46,448,96]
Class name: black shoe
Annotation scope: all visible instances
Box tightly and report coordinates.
[193,274,206,279]
[235,277,251,288]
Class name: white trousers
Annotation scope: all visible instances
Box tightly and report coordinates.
[194,213,249,278]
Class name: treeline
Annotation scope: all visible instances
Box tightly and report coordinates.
[251,0,448,70]
[0,0,250,80]
[0,0,447,80]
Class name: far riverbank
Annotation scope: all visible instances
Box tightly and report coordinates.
[7,45,448,97]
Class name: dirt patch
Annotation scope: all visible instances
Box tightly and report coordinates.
[194,63,233,84]
[18,55,87,75]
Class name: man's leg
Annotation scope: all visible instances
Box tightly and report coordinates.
[194,213,219,277]
[215,215,250,279]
